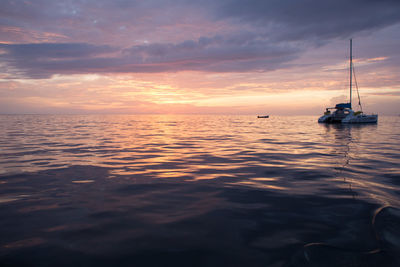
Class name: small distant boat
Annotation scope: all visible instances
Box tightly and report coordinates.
[318,39,377,124]
[257,115,269,118]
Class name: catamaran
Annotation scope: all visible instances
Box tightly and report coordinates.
[318,39,378,124]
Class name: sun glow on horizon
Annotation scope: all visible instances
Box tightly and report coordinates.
[1,58,400,115]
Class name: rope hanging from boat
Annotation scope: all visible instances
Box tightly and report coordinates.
[352,62,363,112]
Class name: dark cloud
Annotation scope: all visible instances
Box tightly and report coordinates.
[0,43,119,78]
[215,0,400,40]
[1,43,115,59]
[0,36,300,78]
[2,0,399,44]
[124,34,299,68]
[1,0,400,78]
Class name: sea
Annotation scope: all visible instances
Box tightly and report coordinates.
[0,114,399,267]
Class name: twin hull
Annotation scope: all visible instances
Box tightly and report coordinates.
[318,113,378,124]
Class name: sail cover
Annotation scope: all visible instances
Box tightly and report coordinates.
[335,103,351,109]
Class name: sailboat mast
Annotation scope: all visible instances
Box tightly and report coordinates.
[349,38,352,109]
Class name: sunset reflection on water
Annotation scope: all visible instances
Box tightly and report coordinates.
[0,115,399,200]
[1,115,400,266]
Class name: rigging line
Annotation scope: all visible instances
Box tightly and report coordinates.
[352,62,363,112]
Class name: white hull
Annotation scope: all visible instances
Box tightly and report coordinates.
[342,114,377,123]
[318,111,377,124]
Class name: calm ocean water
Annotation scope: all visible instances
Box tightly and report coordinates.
[1,115,399,266]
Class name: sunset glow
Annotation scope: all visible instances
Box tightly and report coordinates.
[1,0,400,115]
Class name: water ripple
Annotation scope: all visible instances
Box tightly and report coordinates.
[1,115,400,266]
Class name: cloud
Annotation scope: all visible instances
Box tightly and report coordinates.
[123,34,300,71]
[1,43,115,59]
[0,43,119,78]
[0,35,300,78]
[368,91,400,96]
[2,0,400,45]
[215,0,400,40]
[1,0,400,79]
[0,0,214,45]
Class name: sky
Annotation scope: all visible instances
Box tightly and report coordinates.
[1,0,400,115]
